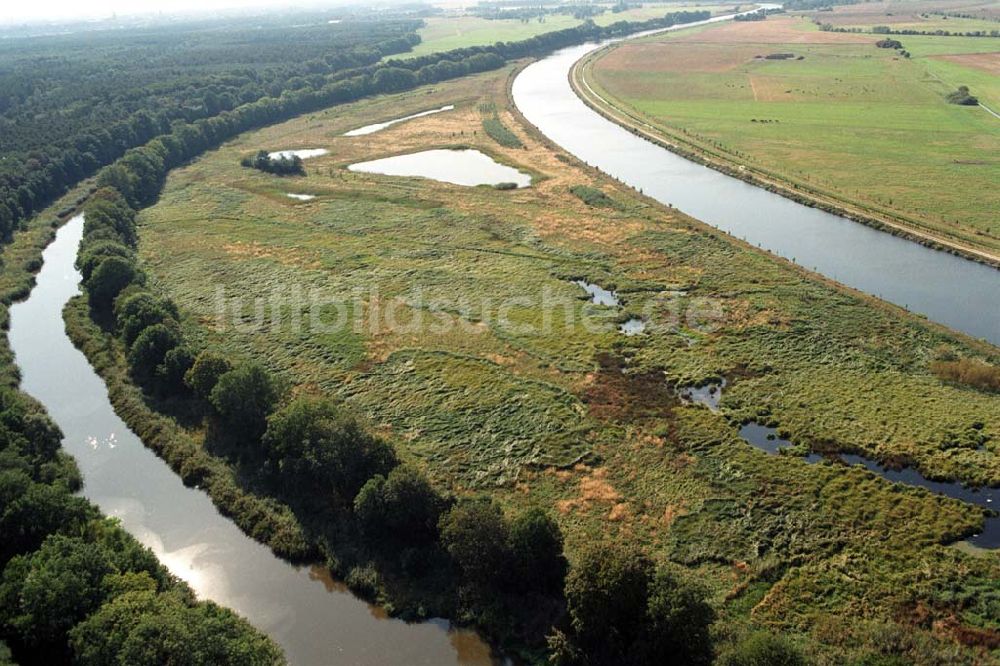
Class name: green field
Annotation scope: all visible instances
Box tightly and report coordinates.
[587,16,1000,254]
[402,15,583,58]
[132,62,1000,662]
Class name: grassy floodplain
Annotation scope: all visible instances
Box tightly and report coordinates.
[127,63,1000,662]
[585,14,1000,258]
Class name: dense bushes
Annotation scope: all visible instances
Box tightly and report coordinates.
[569,184,622,210]
[240,150,305,176]
[482,116,524,149]
[945,85,980,106]
[552,544,714,666]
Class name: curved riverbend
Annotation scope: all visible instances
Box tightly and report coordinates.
[512,27,1000,346]
[8,215,501,666]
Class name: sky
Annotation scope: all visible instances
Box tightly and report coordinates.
[3,0,341,24]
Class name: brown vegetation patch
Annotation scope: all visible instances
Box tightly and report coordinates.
[671,17,872,44]
[579,352,677,423]
[599,42,764,73]
[933,52,1000,76]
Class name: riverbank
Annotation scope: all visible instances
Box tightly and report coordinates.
[571,27,1000,269]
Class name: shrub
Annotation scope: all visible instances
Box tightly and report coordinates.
[945,85,979,106]
[569,185,622,210]
[482,116,524,149]
[720,632,806,666]
[240,150,305,176]
[930,357,1000,392]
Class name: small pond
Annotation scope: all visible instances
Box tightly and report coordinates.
[344,105,456,136]
[348,149,531,188]
[678,379,726,411]
[268,148,329,160]
[574,280,619,306]
[619,318,646,335]
[738,422,999,549]
[286,193,316,201]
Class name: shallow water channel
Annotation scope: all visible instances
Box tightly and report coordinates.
[738,422,1000,549]
[8,215,503,665]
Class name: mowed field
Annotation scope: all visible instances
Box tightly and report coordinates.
[810,0,1000,31]
[137,63,1000,661]
[588,15,1000,253]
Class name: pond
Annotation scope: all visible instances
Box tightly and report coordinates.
[678,379,726,411]
[619,318,646,335]
[348,149,532,188]
[344,105,456,136]
[268,148,329,160]
[8,215,505,666]
[738,422,999,549]
[286,193,316,201]
[574,279,619,306]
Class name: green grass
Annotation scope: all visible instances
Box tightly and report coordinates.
[589,17,1000,250]
[132,64,1000,663]
[401,15,583,58]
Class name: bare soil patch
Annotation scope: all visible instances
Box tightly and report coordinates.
[933,51,1000,75]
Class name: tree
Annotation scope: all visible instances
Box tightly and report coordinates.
[641,567,715,665]
[184,350,232,400]
[508,507,567,594]
[720,632,806,666]
[157,346,195,394]
[564,543,651,661]
[262,396,397,499]
[0,535,113,651]
[354,465,444,544]
[209,363,282,444]
[562,544,715,666]
[127,324,181,381]
[85,256,141,310]
[77,240,134,282]
[439,498,511,587]
[114,291,178,346]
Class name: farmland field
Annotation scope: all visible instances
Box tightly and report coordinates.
[402,15,583,58]
[586,15,1000,256]
[135,62,1000,662]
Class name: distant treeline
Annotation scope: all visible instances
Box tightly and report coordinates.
[0,20,422,240]
[820,22,1000,37]
[0,9,715,242]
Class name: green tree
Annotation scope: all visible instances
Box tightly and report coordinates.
[85,256,141,310]
[127,323,180,381]
[184,350,232,400]
[354,465,443,543]
[210,363,282,443]
[0,535,114,651]
[439,498,511,587]
[114,291,177,345]
[641,567,715,665]
[262,396,397,500]
[508,507,566,594]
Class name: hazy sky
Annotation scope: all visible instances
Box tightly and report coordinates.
[4,0,333,23]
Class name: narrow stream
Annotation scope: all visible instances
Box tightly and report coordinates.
[8,215,502,666]
[511,20,1000,346]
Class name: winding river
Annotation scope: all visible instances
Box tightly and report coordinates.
[8,215,502,666]
[512,22,1000,346]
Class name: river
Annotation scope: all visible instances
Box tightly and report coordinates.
[7,215,501,666]
[511,23,1000,347]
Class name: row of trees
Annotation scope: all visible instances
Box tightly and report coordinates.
[0,20,422,241]
[0,384,282,664]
